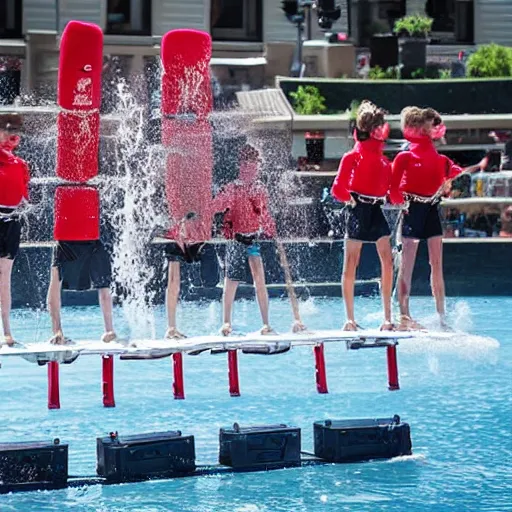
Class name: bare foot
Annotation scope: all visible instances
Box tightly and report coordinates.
[292,320,307,333]
[165,327,187,340]
[440,316,454,332]
[398,315,425,331]
[2,335,15,347]
[343,320,358,332]
[380,321,395,331]
[49,331,73,345]
[220,323,232,337]
[260,325,276,335]
[101,331,117,343]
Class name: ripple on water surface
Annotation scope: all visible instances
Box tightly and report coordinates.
[1,296,511,512]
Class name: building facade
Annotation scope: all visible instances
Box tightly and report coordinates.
[5,0,512,45]
[0,0,511,98]
[2,1,508,49]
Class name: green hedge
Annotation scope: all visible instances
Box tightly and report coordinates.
[277,77,512,115]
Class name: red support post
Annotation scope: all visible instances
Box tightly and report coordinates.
[172,352,185,399]
[47,362,60,409]
[227,350,240,397]
[102,355,115,407]
[386,344,400,391]
[314,343,328,394]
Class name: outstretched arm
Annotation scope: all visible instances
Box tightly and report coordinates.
[445,155,487,180]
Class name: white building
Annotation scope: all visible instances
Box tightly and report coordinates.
[0,1,510,96]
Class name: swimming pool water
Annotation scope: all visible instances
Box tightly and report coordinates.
[1,296,511,512]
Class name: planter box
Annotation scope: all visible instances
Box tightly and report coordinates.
[277,77,512,115]
[398,38,427,79]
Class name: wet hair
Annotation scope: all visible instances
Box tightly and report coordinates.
[355,100,386,141]
[239,143,260,163]
[0,113,22,132]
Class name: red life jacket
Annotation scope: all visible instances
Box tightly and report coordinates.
[331,138,392,202]
[0,149,29,207]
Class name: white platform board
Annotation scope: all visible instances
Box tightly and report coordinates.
[0,329,498,364]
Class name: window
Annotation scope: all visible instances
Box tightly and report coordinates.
[0,0,22,38]
[106,0,151,36]
[211,0,262,42]
[426,0,455,32]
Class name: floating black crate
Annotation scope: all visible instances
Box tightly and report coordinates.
[219,423,301,470]
[314,415,412,463]
[96,431,196,482]
[0,439,68,493]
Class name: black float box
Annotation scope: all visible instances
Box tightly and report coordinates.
[219,423,301,470]
[0,439,68,493]
[97,430,195,482]
[314,415,412,462]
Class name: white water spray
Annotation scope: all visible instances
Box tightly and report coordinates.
[101,81,169,338]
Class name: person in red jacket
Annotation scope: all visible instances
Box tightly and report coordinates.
[331,101,394,331]
[213,144,277,336]
[390,107,487,330]
[0,114,29,347]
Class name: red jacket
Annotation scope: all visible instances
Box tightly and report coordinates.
[390,136,462,203]
[331,138,392,202]
[213,181,276,238]
[0,149,29,207]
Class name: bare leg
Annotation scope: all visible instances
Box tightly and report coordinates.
[248,256,273,333]
[376,236,393,329]
[47,266,67,343]
[427,236,446,326]
[166,261,185,338]
[98,287,116,342]
[397,237,422,330]
[342,240,362,330]
[221,277,239,335]
[0,258,14,344]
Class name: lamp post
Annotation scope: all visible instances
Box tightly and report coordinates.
[281,0,342,77]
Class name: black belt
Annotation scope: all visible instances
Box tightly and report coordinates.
[404,193,440,205]
[235,233,258,246]
[351,193,385,205]
[0,207,18,222]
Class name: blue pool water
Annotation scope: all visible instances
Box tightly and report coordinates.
[1,296,511,512]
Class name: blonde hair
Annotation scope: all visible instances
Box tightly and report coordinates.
[401,106,443,135]
[400,106,424,131]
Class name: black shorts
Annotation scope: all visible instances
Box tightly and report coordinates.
[0,217,21,260]
[52,240,112,291]
[402,201,443,240]
[164,242,205,264]
[345,199,390,242]
[221,240,261,282]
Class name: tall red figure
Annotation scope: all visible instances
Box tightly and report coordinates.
[160,30,214,394]
[56,21,103,183]
[51,21,105,409]
[161,29,214,246]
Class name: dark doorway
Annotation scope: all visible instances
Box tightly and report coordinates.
[0,0,22,38]
[426,0,455,33]
[211,0,262,42]
[106,0,152,36]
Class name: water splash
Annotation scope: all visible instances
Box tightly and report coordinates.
[101,80,169,338]
[451,300,474,332]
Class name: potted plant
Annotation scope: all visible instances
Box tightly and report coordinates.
[393,15,433,79]
[289,85,327,165]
